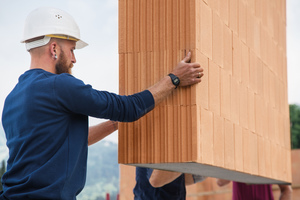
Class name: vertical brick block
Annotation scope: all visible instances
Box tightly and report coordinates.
[274,109,280,145]
[232,34,242,82]
[172,106,180,163]
[220,69,231,120]
[223,23,233,74]
[165,0,172,50]
[253,16,261,56]
[119,54,126,95]
[241,42,250,87]
[238,0,247,43]
[209,60,221,116]
[260,27,268,64]
[263,63,270,104]
[261,101,269,140]
[201,108,214,165]
[243,128,251,173]
[255,94,263,136]
[249,50,258,94]
[126,0,134,53]
[220,0,229,26]
[180,106,188,161]
[146,0,153,52]
[268,106,275,144]
[191,105,201,162]
[229,0,238,34]
[246,0,255,13]
[248,87,255,132]
[264,139,271,178]
[284,116,291,149]
[213,12,224,68]
[239,84,248,129]
[153,0,160,51]
[133,1,140,52]
[255,0,263,21]
[234,124,243,171]
[167,106,174,162]
[119,0,127,53]
[256,58,263,96]
[179,0,186,50]
[195,51,209,109]
[195,0,201,51]
[188,0,196,50]
[269,71,276,108]
[172,0,179,51]
[201,0,213,59]
[213,114,225,167]
[249,132,258,175]
[231,76,240,125]
[224,119,235,170]
[258,135,266,176]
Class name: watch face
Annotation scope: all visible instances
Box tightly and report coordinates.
[174,78,179,85]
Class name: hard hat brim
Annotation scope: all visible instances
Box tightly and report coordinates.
[76,40,88,49]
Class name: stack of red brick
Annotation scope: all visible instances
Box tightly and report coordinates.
[118,0,290,185]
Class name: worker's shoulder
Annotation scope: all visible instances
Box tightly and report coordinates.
[54,73,84,85]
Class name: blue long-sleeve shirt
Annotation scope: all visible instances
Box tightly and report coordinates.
[0,69,154,200]
[134,167,186,200]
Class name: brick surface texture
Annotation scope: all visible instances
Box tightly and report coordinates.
[118,0,291,185]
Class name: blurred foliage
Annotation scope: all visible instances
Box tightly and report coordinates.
[290,104,300,149]
[0,160,6,191]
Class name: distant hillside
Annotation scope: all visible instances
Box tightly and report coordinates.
[0,127,8,162]
[78,140,119,200]
[0,127,119,200]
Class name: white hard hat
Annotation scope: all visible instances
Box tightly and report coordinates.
[21,7,88,51]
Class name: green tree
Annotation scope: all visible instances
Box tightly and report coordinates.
[290,104,300,149]
[0,160,6,191]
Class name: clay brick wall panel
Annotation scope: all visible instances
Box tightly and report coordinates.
[118,0,291,184]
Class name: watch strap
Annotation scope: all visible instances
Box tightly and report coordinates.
[168,73,180,89]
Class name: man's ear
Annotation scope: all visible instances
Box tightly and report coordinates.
[49,42,57,60]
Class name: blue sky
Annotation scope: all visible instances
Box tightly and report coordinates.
[0,0,299,146]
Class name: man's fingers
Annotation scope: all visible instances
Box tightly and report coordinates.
[196,72,204,78]
[190,62,201,68]
[182,51,191,63]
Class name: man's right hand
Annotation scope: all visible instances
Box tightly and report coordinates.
[147,51,204,105]
[171,51,204,87]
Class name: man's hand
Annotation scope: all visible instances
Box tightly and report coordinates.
[278,184,292,200]
[171,51,203,87]
[148,51,204,105]
[216,179,231,187]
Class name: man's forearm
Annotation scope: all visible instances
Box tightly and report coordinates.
[88,121,118,146]
[147,76,175,106]
[149,169,182,188]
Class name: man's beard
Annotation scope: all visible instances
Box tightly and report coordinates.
[55,50,73,74]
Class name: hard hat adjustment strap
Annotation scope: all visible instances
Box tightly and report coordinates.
[46,34,79,42]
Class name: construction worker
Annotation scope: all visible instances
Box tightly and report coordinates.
[134,167,206,200]
[0,7,203,200]
[216,179,292,200]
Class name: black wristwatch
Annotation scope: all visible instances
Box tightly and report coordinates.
[168,73,180,89]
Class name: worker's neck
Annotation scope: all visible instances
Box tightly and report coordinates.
[30,54,56,74]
